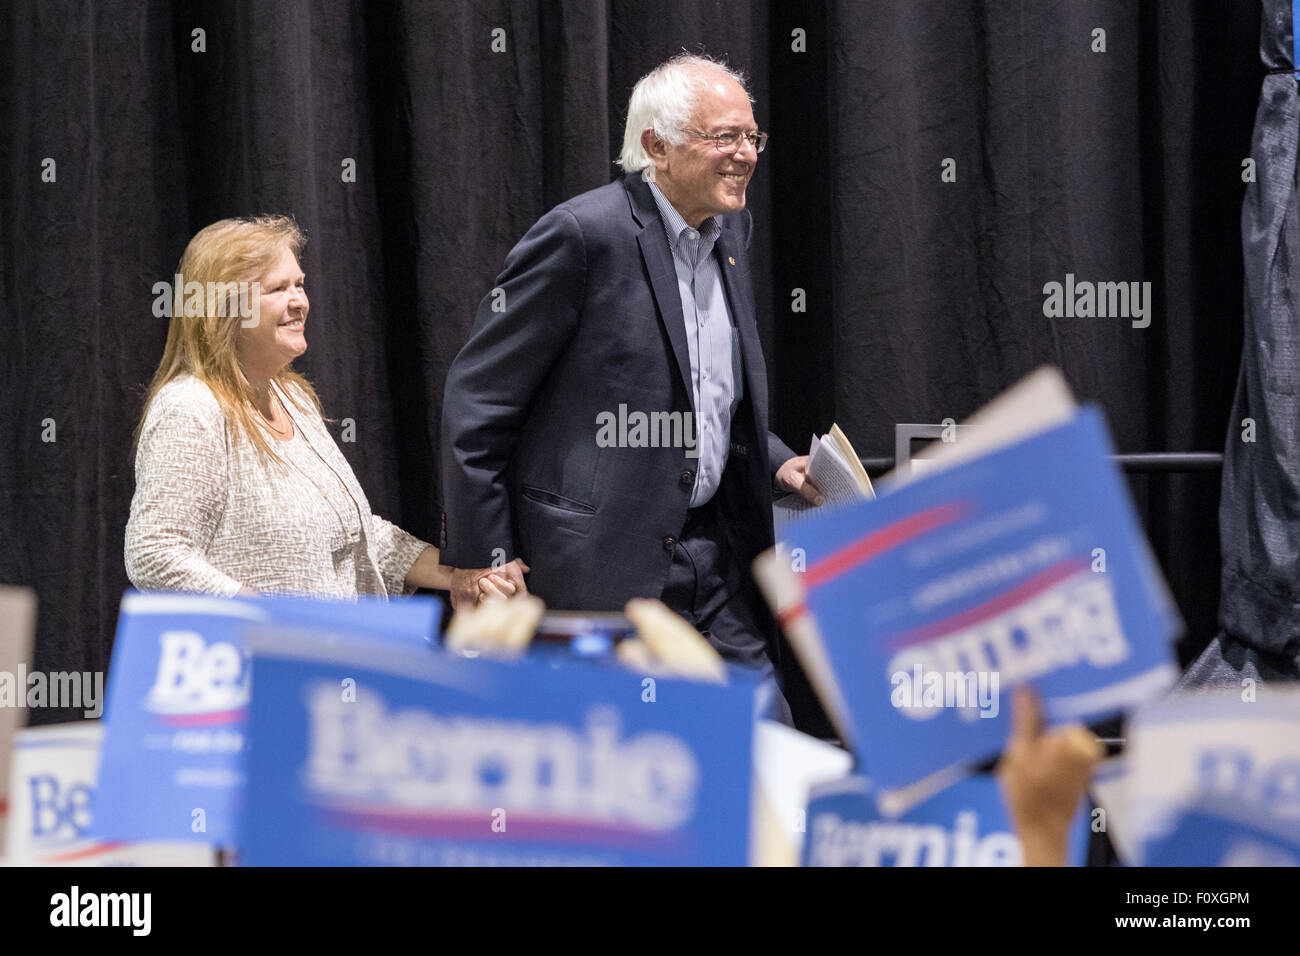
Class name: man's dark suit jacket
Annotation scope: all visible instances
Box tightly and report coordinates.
[441,172,797,636]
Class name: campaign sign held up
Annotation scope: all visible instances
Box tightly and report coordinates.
[1126,690,1300,866]
[241,627,757,866]
[5,723,212,866]
[92,591,439,845]
[790,408,1179,789]
[802,773,1090,867]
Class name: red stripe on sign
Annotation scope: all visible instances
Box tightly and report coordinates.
[39,841,130,863]
[777,601,808,629]
[158,708,248,726]
[803,502,971,590]
[318,806,683,853]
[890,557,1091,650]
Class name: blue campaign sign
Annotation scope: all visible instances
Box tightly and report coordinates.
[787,408,1179,789]
[6,723,213,866]
[1126,691,1300,866]
[240,627,758,866]
[802,773,1090,866]
[91,591,439,845]
[1142,801,1300,867]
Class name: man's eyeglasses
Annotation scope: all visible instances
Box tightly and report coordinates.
[679,128,768,155]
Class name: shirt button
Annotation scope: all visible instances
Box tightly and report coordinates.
[662,536,676,553]
[680,469,695,487]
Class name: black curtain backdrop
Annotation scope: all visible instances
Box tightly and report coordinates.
[0,0,1261,726]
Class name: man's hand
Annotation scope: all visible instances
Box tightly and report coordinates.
[775,455,824,506]
[996,686,1104,866]
[449,559,531,611]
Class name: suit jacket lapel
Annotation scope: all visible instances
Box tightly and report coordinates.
[626,175,694,414]
[714,226,768,436]
[637,231,695,414]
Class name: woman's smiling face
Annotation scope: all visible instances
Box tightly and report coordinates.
[238,246,309,376]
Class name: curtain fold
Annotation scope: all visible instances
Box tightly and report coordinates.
[1184,0,1300,684]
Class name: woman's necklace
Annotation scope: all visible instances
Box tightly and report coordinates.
[270,382,357,514]
[258,387,293,439]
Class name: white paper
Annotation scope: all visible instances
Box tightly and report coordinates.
[749,720,853,866]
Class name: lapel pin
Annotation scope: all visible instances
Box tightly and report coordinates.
[728,256,736,266]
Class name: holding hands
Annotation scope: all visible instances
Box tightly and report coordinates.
[450,558,531,610]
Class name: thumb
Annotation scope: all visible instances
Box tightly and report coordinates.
[516,560,531,573]
[799,477,825,507]
[1008,685,1043,749]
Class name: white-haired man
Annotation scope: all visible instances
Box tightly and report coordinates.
[441,54,821,724]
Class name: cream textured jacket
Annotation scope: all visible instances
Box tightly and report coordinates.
[125,375,428,599]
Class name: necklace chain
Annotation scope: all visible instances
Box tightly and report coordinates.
[258,386,292,438]
[268,383,357,514]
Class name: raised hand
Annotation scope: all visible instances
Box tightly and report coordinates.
[996,686,1103,866]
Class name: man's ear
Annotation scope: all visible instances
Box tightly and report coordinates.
[641,128,667,174]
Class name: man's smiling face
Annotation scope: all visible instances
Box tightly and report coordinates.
[649,72,758,228]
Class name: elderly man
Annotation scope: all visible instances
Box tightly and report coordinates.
[440,54,821,723]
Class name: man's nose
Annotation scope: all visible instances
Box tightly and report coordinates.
[732,138,758,162]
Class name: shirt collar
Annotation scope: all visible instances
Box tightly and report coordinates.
[646,177,721,251]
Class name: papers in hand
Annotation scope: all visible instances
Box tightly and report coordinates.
[811,424,875,503]
[776,424,875,528]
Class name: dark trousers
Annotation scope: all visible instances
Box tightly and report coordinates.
[660,500,794,726]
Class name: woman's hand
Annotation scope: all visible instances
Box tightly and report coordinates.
[477,572,518,602]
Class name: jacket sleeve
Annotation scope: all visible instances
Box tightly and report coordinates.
[124,387,243,596]
[440,206,587,569]
[768,430,798,480]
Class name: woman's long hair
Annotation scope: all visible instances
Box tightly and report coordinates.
[135,215,324,465]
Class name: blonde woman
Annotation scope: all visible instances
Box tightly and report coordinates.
[125,215,514,603]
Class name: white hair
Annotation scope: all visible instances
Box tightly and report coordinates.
[617,54,752,180]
